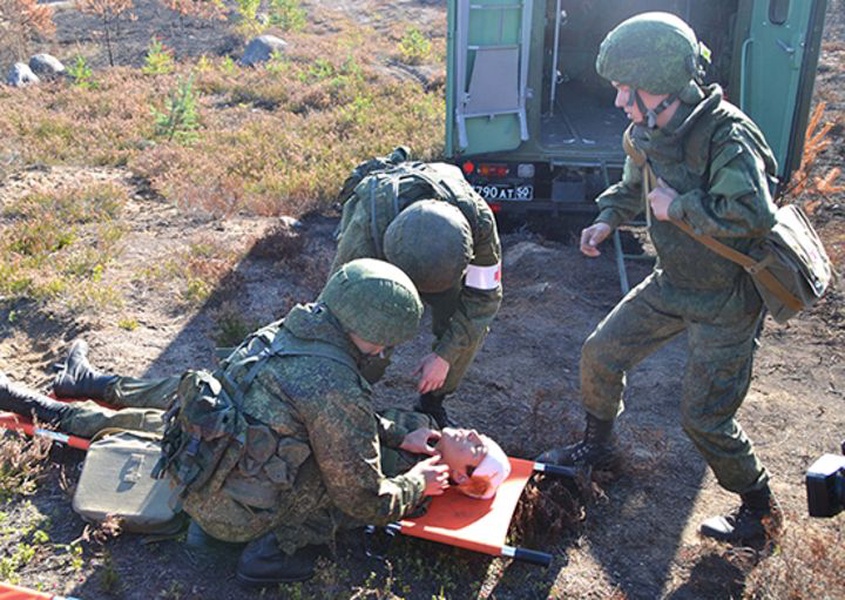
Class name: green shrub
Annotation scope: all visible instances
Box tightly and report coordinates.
[153,74,200,143]
[67,55,97,89]
[142,37,175,76]
[269,0,307,32]
[398,27,432,65]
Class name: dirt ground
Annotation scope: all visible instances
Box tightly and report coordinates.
[0,1,843,599]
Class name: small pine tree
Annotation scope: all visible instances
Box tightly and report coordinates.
[153,74,200,144]
[142,37,175,75]
[67,55,97,89]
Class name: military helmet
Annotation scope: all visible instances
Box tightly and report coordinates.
[596,11,702,95]
[319,258,423,346]
[383,200,473,294]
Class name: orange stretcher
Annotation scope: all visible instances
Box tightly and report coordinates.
[0,582,80,600]
[367,457,577,566]
[0,411,91,451]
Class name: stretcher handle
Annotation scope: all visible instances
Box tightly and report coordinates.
[533,462,579,479]
[505,545,553,566]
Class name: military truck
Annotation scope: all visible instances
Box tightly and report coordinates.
[444,0,827,217]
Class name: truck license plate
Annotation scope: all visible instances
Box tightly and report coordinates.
[473,184,534,201]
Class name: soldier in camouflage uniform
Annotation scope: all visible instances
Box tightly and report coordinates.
[538,12,782,544]
[0,259,454,586]
[332,158,503,427]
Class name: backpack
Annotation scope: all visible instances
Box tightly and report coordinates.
[153,326,358,498]
[337,146,410,205]
[338,160,474,256]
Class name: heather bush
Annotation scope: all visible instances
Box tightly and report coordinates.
[0,8,445,219]
[0,0,55,64]
[0,182,128,309]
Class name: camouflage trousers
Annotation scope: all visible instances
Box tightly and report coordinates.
[580,273,769,494]
[58,375,178,438]
[363,286,485,397]
[424,286,484,396]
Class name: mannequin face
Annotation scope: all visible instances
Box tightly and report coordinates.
[435,428,487,485]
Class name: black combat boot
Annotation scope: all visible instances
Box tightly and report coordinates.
[700,484,783,544]
[52,340,117,400]
[185,520,241,555]
[536,413,619,469]
[236,532,325,587]
[415,392,454,428]
[0,372,70,426]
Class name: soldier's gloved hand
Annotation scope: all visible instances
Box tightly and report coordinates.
[413,353,449,394]
[400,427,441,455]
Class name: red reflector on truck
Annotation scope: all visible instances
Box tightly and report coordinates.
[477,164,509,178]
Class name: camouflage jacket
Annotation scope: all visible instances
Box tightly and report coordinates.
[596,85,778,314]
[189,303,426,526]
[331,162,503,368]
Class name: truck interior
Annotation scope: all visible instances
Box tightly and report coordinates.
[539,0,741,155]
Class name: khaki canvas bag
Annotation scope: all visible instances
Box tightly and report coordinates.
[72,429,183,535]
[623,128,833,323]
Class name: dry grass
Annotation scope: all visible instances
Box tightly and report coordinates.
[0,428,53,499]
[0,0,445,321]
[742,517,845,599]
[0,5,446,220]
[785,102,845,207]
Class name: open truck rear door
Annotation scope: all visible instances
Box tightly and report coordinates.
[734,0,827,185]
[447,0,534,155]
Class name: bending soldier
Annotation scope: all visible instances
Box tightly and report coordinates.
[332,156,503,427]
[1,259,450,585]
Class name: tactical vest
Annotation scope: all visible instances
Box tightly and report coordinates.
[154,323,357,499]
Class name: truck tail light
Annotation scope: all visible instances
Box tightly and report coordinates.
[477,164,510,179]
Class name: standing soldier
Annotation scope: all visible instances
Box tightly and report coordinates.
[538,12,782,544]
[332,157,503,427]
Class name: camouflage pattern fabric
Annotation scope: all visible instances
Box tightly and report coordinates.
[318,257,423,346]
[332,162,502,394]
[584,84,777,494]
[57,374,178,436]
[60,401,165,438]
[58,304,429,555]
[596,11,702,94]
[54,365,187,436]
[180,304,426,554]
[377,408,438,477]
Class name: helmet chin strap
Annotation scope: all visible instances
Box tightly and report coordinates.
[631,88,679,128]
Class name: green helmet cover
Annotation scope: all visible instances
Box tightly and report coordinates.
[383,200,473,294]
[596,11,701,95]
[319,258,423,346]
